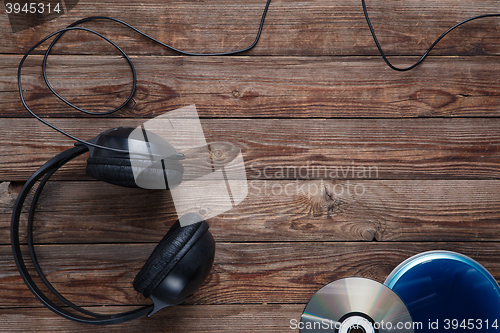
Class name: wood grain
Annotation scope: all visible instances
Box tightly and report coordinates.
[1,242,500,307]
[1,180,499,244]
[1,0,498,56]
[1,118,500,181]
[1,0,499,331]
[3,55,499,118]
[0,305,301,332]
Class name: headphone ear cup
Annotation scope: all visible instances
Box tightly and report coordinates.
[86,156,184,189]
[133,218,211,298]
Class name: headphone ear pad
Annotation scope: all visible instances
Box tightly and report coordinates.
[86,156,183,189]
[133,218,211,298]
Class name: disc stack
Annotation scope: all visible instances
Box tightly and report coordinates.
[384,251,500,332]
[300,251,500,332]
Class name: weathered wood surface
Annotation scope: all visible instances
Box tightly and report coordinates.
[1,305,301,332]
[2,243,500,307]
[1,180,499,244]
[2,118,500,181]
[1,0,499,331]
[1,0,499,56]
[3,55,499,118]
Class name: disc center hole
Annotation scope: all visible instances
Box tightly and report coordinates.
[348,327,365,333]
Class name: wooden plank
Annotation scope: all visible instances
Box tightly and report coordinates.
[3,55,500,118]
[1,0,498,331]
[1,180,500,244]
[0,304,301,332]
[1,118,499,181]
[1,0,499,56]
[1,242,500,307]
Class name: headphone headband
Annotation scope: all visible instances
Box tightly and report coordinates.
[11,145,154,325]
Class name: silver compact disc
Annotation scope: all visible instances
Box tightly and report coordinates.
[300,277,414,333]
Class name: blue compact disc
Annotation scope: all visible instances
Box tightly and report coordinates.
[385,251,500,332]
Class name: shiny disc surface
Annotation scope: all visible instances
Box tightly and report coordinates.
[300,277,414,332]
[385,250,500,332]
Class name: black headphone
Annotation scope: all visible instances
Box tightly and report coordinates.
[12,1,499,326]
[11,127,216,325]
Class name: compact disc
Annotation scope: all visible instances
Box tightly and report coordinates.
[385,250,500,332]
[300,277,414,332]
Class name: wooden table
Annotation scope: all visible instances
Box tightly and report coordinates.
[1,0,499,331]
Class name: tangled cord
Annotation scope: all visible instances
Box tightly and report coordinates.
[17,0,499,150]
[17,0,271,154]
